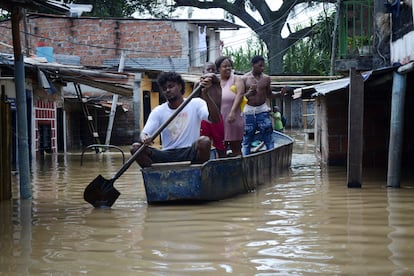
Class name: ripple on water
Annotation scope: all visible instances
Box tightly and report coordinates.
[3,134,414,274]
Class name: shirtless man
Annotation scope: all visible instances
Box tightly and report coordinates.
[241,55,284,156]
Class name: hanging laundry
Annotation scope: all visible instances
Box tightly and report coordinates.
[198,25,207,52]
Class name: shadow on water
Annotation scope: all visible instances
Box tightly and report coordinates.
[1,131,414,275]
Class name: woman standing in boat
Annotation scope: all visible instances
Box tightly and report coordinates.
[215,56,246,156]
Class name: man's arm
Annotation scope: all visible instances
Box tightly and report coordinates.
[270,83,286,98]
[228,76,246,120]
[139,107,161,144]
[242,74,257,98]
[199,74,220,123]
[263,76,273,98]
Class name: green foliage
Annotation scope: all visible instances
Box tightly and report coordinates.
[223,36,268,74]
[75,0,126,17]
[284,38,330,75]
[223,10,334,76]
[283,12,334,75]
[43,0,174,18]
[0,9,10,20]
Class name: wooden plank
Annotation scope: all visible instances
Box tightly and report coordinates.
[270,75,342,81]
[151,161,191,167]
[347,68,364,188]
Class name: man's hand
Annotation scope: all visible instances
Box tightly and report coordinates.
[281,86,287,96]
[245,83,257,97]
[199,73,215,90]
[140,133,154,145]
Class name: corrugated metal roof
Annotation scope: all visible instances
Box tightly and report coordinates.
[55,54,81,66]
[0,55,204,97]
[22,13,244,30]
[293,66,398,99]
[103,58,189,73]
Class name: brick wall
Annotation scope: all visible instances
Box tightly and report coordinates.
[0,15,183,67]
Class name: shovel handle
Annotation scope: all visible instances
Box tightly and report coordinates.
[111,84,204,180]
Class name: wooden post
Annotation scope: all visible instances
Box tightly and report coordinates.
[347,68,364,188]
[302,100,308,130]
[387,71,407,188]
[0,86,12,201]
[133,73,142,142]
[105,51,125,146]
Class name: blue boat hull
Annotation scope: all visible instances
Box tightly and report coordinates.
[141,131,294,203]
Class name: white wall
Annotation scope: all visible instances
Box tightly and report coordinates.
[0,78,16,98]
[390,3,414,64]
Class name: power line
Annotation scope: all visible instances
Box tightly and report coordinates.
[0,3,327,73]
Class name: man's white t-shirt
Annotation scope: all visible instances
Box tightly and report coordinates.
[142,98,209,150]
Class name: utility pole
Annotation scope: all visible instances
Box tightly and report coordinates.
[11,6,31,199]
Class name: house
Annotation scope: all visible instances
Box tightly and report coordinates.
[0,13,242,156]
[294,0,414,187]
[0,55,131,159]
[0,13,242,71]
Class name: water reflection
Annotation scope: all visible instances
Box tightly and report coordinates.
[1,131,414,275]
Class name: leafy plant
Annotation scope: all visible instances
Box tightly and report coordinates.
[223,36,268,74]
[283,12,334,75]
[0,9,10,20]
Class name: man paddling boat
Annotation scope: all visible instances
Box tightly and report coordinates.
[131,71,220,167]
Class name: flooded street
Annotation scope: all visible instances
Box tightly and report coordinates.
[1,131,414,275]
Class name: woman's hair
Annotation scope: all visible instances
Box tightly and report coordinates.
[157,71,185,94]
[215,56,233,69]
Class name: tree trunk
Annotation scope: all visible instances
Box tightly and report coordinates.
[173,0,334,75]
[267,39,285,75]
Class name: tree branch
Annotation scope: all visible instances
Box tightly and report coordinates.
[249,0,272,22]
[286,25,313,43]
[175,0,263,31]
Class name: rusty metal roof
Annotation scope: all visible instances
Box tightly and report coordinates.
[20,57,135,96]
[21,12,244,30]
[0,0,69,13]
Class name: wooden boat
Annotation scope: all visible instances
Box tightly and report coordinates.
[141,131,294,203]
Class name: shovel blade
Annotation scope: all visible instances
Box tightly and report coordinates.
[84,175,120,208]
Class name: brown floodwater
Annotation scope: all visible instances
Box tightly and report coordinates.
[1,131,414,275]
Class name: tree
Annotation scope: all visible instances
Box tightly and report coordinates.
[174,0,336,75]
[59,0,172,18]
[0,10,10,20]
[284,10,335,75]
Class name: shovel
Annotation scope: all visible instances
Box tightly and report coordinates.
[84,84,203,208]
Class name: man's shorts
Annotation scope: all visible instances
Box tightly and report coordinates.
[149,142,198,163]
[200,115,225,151]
